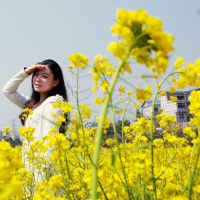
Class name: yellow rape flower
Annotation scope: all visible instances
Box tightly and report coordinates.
[183,127,197,138]
[169,195,187,200]
[114,109,123,114]
[135,85,152,101]
[79,104,92,119]
[119,84,125,93]
[169,96,178,103]
[68,53,89,69]
[174,57,185,69]
[150,66,157,72]
[94,97,102,105]
[160,90,166,96]
[108,8,174,74]
[52,100,73,114]
[3,126,10,132]
[55,115,66,125]
[171,77,176,83]
[127,91,133,95]
[51,112,56,119]
[169,86,176,93]
[134,103,140,108]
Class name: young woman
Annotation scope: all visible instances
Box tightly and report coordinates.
[2,59,68,182]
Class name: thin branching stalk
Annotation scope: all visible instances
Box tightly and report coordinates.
[110,99,131,200]
[150,72,178,200]
[92,32,149,200]
[121,95,136,159]
[188,137,200,199]
[91,59,125,200]
[76,67,85,141]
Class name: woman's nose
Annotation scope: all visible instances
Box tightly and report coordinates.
[36,75,42,82]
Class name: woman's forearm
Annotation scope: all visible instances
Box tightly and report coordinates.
[2,69,30,108]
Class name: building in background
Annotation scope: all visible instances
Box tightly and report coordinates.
[141,100,161,119]
[85,122,98,130]
[159,88,200,122]
[0,131,20,141]
[140,88,200,123]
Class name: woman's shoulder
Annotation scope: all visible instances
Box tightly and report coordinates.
[42,94,64,108]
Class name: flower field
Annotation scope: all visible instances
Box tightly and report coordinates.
[1,8,200,200]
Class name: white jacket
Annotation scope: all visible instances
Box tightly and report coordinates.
[2,68,63,182]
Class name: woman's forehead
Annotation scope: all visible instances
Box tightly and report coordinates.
[36,66,52,74]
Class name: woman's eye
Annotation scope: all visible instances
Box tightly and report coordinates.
[34,74,38,76]
[43,76,48,78]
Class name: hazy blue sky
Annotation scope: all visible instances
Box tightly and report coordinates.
[0,0,200,133]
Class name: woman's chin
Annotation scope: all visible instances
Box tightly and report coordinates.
[34,87,41,92]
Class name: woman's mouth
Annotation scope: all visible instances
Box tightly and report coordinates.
[35,84,41,88]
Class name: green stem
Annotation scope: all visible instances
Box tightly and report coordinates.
[98,181,109,200]
[111,99,131,200]
[76,67,86,171]
[188,138,200,199]
[150,72,178,200]
[59,148,72,199]
[121,95,136,159]
[76,67,85,141]
[92,32,150,200]
[170,129,184,193]
[92,59,125,200]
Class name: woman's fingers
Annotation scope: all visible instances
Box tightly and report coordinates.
[36,64,46,69]
[25,64,46,75]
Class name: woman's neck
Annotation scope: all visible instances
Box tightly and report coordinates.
[39,93,49,103]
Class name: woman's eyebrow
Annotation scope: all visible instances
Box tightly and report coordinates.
[41,72,50,75]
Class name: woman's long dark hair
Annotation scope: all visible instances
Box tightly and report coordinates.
[19,59,69,132]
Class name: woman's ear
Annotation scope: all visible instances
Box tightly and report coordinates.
[53,79,59,87]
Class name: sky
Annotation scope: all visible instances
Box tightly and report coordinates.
[0,0,200,133]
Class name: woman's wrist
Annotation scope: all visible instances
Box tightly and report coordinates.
[24,67,31,75]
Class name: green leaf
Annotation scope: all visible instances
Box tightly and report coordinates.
[111,151,116,166]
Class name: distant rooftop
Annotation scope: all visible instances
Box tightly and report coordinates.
[145,100,160,104]
[141,100,160,108]
[165,88,200,94]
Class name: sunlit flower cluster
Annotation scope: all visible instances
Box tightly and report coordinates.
[68,53,89,69]
[2,8,200,200]
[108,8,174,74]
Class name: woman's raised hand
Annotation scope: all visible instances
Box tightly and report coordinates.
[25,64,46,75]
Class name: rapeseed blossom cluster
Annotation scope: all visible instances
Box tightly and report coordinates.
[108,9,174,74]
[172,57,200,89]
[2,8,200,200]
[68,53,89,69]
[0,142,23,199]
[89,55,116,92]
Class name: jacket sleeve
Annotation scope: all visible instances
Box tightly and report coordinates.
[2,68,30,108]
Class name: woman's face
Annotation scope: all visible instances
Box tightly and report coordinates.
[33,65,59,95]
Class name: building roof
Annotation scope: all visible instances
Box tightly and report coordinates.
[141,100,160,108]
[165,87,200,94]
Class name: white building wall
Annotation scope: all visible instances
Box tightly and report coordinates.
[160,95,177,118]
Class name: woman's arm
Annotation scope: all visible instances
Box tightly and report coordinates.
[2,69,31,108]
[2,65,45,109]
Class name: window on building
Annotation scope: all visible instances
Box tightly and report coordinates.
[178,102,186,109]
[177,96,184,100]
[179,113,184,122]
[187,114,193,122]
[154,107,158,111]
